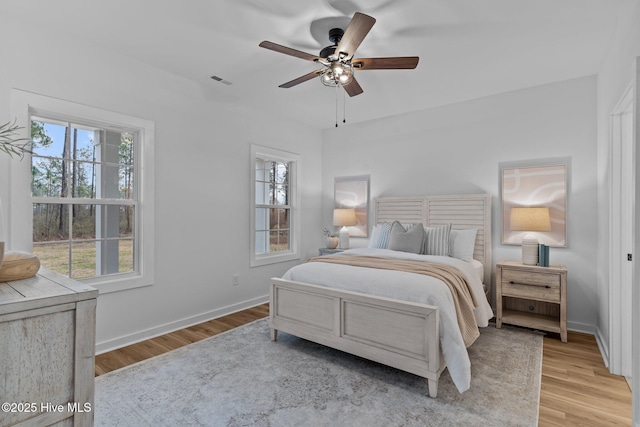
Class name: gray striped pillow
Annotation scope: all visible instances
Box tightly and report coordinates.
[368,222,392,249]
[422,224,452,256]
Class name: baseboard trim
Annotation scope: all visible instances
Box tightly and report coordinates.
[95,295,269,354]
[594,326,611,369]
[567,321,595,335]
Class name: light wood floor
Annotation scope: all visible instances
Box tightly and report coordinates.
[95,303,632,426]
[539,331,632,426]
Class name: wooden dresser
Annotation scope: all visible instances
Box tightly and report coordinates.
[0,268,98,427]
[495,260,567,342]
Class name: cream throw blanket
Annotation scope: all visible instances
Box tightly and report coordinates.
[307,255,480,347]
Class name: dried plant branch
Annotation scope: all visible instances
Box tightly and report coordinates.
[0,120,31,159]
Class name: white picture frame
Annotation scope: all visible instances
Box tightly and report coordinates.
[500,159,569,247]
[334,175,369,237]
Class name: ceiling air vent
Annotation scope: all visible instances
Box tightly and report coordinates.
[210,75,232,85]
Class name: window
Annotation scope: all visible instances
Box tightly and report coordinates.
[31,116,137,280]
[10,89,154,293]
[250,144,300,266]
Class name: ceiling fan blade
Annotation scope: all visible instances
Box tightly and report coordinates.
[352,56,419,70]
[259,41,320,62]
[336,12,376,60]
[342,77,363,97]
[279,70,324,88]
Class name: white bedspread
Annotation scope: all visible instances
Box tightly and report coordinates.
[281,248,494,393]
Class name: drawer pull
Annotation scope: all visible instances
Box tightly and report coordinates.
[508,280,551,288]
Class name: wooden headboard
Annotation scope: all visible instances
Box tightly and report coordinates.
[375,193,492,284]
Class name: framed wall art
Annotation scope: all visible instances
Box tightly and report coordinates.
[334,175,369,237]
[500,159,569,247]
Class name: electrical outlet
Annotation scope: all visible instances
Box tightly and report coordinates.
[232,274,239,286]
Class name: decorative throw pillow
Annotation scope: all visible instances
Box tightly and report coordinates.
[422,223,452,256]
[368,222,392,249]
[388,221,424,254]
[449,228,478,261]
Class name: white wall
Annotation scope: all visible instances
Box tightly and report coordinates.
[321,76,598,332]
[0,17,322,352]
[595,1,640,423]
[596,0,640,354]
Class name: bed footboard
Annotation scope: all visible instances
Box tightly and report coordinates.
[270,278,445,397]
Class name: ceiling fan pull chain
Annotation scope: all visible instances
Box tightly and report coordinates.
[335,84,339,127]
[343,89,347,124]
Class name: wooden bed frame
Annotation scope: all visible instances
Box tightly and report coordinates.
[270,193,492,397]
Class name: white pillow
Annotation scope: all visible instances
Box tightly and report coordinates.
[423,224,451,256]
[368,222,392,249]
[449,228,478,262]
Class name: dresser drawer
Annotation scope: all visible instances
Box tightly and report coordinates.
[501,268,561,302]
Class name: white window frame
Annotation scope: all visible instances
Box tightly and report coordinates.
[250,144,300,267]
[10,89,155,294]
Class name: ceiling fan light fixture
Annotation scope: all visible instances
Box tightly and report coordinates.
[320,62,354,87]
[320,71,335,87]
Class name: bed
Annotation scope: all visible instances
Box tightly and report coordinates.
[269,193,492,397]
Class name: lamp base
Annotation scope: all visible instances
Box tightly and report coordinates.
[338,226,350,249]
[522,238,539,265]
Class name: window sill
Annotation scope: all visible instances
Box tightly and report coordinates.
[251,252,300,267]
[83,273,153,295]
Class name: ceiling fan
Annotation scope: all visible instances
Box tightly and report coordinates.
[258,12,419,97]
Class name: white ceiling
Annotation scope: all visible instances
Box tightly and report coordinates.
[2,0,627,130]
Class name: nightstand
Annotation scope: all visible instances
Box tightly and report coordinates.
[495,260,567,342]
[318,248,345,256]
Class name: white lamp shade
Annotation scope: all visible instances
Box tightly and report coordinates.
[333,208,357,227]
[510,207,551,232]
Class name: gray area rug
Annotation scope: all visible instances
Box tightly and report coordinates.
[95,319,542,427]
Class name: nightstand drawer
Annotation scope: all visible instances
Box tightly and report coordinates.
[501,269,561,302]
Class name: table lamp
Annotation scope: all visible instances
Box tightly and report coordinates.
[333,208,357,249]
[510,207,551,265]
